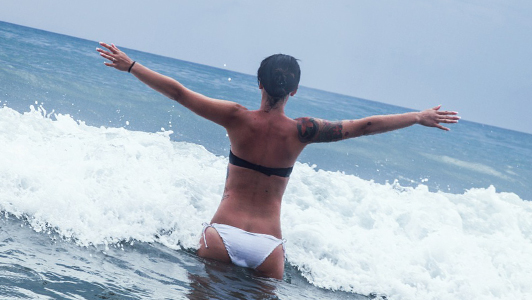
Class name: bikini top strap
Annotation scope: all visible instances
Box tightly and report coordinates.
[229,150,293,177]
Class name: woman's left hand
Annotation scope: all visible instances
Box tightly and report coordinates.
[418,105,460,131]
[96,42,134,72]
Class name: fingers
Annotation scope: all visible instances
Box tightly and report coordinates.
[99,42,113,52]
[96,48,117,67]
[433,106,460,123]
[435,124,450,131]
[96,42,133,72]
[438,118,459,124]
[111,43,120,54]
[431,106,459,118]
[422,105,459,131]
[96,47,113,60]
[436,112,459,130]
[98,50,114,61]
[443,114,460,121]
[437,110,460,124]
[96,47,108,56]
[96,44,123,67]
[98,42,120,54]
[437,110,459,116]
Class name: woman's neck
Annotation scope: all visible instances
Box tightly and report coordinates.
[259,91,287,113]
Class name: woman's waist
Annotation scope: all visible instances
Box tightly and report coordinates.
[210,199,282,237]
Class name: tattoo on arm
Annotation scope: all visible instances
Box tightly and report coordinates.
[316,120,343,142]
[361,121,372,135]
[297,117,319,143]
[297,118,343,143]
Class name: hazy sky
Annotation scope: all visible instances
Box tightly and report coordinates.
[2,0,531,133]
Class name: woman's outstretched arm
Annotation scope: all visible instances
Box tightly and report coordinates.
[296,105,460,143]
[96,42,246,127]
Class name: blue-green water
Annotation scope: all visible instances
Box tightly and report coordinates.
[1,21,531,299]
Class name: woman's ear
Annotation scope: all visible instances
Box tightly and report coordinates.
[259,82,264,89]
[290,86,298,96]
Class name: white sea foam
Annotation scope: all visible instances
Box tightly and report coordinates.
[1,106,531,300]
[423,153,509,180]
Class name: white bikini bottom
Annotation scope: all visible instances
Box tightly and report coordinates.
[202,223,285,269]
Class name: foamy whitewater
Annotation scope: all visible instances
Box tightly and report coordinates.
[1,21,532,299]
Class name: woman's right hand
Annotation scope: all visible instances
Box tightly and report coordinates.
[96,42,135,72]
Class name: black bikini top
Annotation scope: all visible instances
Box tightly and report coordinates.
[229,150,293,178]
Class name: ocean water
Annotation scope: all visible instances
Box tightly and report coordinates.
[0,21,531,300]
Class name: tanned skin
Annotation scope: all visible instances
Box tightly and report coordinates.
[297,118,343,143]
[96,42,460,280]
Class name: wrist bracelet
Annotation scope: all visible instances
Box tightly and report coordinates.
[128,61,136,73]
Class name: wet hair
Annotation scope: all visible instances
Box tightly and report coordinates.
[257,54,301,108]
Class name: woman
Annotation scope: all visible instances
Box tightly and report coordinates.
[96,43,459,279]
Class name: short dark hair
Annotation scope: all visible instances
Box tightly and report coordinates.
[257,54,301,107]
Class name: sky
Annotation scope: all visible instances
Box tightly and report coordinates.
[1,0,531,134]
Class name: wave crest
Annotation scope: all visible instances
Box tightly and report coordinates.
[1,106,531,299]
